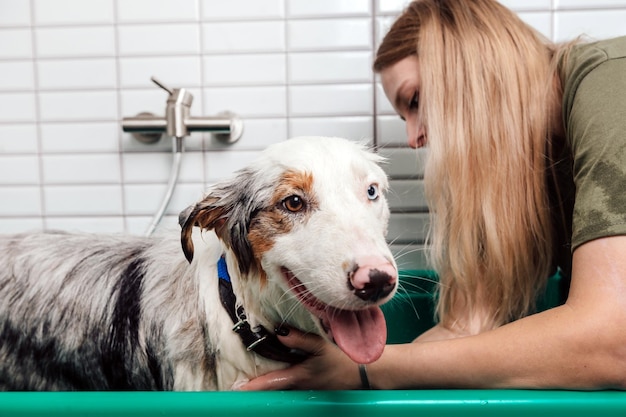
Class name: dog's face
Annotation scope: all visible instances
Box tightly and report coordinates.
[180,137,398,364]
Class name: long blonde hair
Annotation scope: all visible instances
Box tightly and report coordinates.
[375,0,563,330]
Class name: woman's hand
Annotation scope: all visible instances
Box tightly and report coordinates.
[239,323,472,391]
[239,328,364,390]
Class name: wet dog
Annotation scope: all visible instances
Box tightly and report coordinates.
[0,136,398,390]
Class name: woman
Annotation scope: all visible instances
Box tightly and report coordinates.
[242,0,626,390]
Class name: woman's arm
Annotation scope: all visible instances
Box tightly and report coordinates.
[241,236,626,390]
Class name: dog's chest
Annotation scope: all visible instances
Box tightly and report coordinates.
[188,271,287,390]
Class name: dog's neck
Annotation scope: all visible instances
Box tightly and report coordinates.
[217,256,307,364]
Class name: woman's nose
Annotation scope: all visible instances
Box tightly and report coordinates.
[406,123,426,149]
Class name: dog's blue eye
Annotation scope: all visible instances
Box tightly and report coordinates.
[367,184,379,201]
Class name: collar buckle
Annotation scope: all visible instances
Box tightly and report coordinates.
[232,319,247,332]
[246,335,268,351]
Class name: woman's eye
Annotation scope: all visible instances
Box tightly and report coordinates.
[408,92,419,110]
[282,195,305,212]
[367,184,380,201]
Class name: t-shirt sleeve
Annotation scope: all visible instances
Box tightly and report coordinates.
[568,53,626,250]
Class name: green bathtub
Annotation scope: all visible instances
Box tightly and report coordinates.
[2,271,625,416]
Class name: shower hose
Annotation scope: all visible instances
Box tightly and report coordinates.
[145,136,184,236]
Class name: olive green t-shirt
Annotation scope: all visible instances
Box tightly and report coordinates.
[561,35,626,250]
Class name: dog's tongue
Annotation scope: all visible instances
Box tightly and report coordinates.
[328,306,387,364]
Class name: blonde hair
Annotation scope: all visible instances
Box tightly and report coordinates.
[375,0,564,330]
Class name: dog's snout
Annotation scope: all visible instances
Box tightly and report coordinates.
[348,260,397,303]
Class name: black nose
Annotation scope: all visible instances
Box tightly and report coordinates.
[354,269,395,302]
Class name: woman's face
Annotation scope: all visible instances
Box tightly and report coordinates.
[380,55,427,149]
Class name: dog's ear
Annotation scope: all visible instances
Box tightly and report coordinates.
[178,204,194,230]
[179,168,271,269]
[180,196,228,263]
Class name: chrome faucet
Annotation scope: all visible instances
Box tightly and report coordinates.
[121,77,243,236]
[122,76,243,144]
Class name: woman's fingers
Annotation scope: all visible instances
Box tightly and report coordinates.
[238,368,301,391]
[239,328,363,390]
[274,327,327,354]
[237,329,326,391]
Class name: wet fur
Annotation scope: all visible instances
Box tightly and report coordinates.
[0,137,396,391]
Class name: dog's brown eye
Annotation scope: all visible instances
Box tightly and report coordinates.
[283,195,304,212]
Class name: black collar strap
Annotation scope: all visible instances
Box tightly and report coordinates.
[217,256,308,364]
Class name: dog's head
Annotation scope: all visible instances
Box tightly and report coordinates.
[180,137,398,364]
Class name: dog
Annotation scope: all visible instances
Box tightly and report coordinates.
[0,136,398,391]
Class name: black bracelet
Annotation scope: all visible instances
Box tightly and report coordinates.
[358,364,372,389]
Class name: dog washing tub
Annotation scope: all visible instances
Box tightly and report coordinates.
[2,270,626,417]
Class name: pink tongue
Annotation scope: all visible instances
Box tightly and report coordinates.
[329,306,387,364]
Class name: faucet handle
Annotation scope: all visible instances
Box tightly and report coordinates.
[150,76,193,138]
[151,76,174,95]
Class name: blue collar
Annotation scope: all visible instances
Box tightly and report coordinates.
[217,256,231,283]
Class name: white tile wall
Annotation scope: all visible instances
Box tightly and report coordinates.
[42,154,121,184]
[201,0,284,20]
[39,91,118,121]
[32,0,115,25]
[287,19,372,50]
[0,187,42,216]
[120,56,203,88]
[0,61,34,90]
[289,84,373,116]
[0,155,39,184]
[556,0,626,9]
[0,0,624,238]
[117,0,199,23]
[0,93,36,122]
[555,9,626,41]
[203,54,286,85]
[498,0,552,10]
[35,27,116,57]
[288,0,372,17]
[202,21,285,53]
[0,0,30,26]
[0,125,38,153]
[37,59,117,90]
[118,24,201,56]
[40,122,120,152]
[0,29,33,59]
[288,51,373,83]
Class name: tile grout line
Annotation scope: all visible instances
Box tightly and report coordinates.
[284,0,291,139]
[371,0,378,149]
[197,0,208,191]
[28,0,46,231]
[112,0,129,232]
[552,0,556,41]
